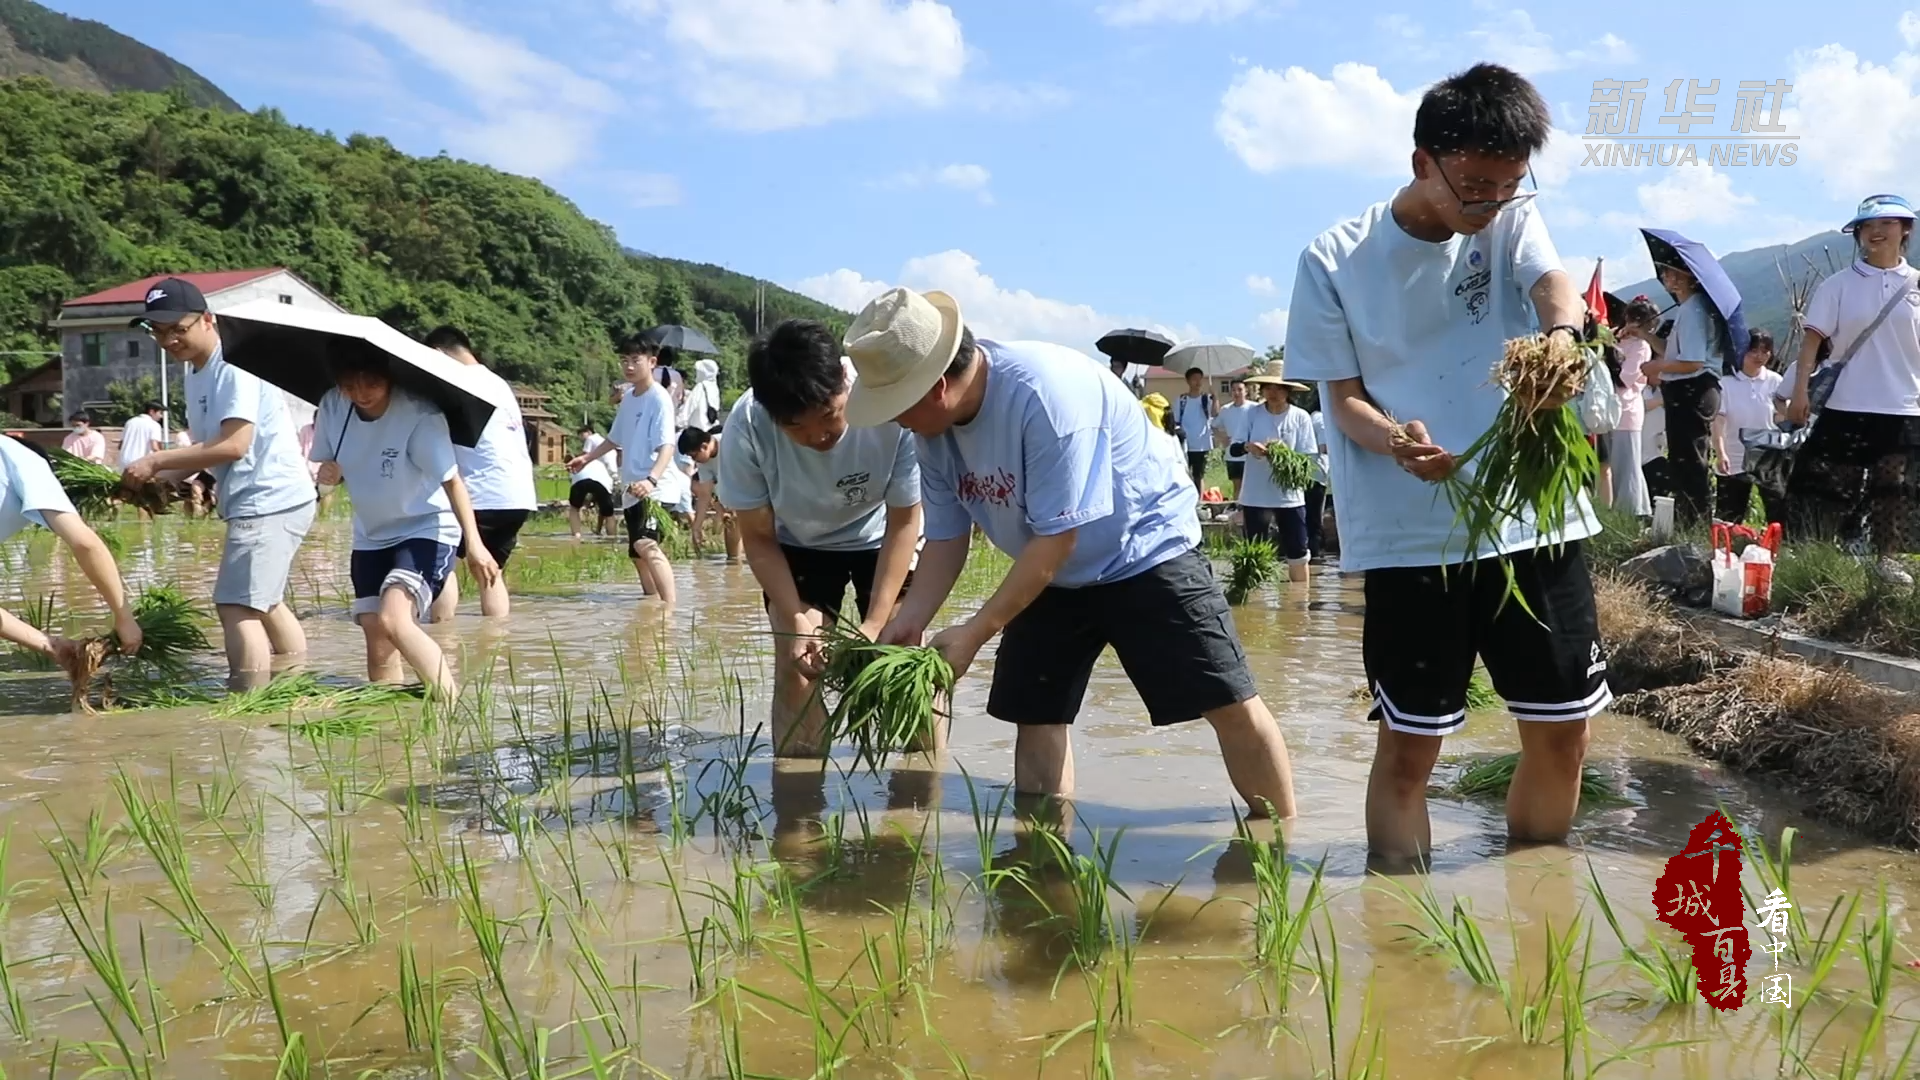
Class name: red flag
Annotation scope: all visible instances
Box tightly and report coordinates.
[1585,259,1608,327]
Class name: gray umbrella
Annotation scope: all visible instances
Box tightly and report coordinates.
[642,325,719,355]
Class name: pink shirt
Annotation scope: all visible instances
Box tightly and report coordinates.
[62,429,106,463]
[1614,338,1650,432]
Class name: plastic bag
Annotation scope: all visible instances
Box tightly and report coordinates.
[1575,345,1622,435]
[1711,523,1781,618]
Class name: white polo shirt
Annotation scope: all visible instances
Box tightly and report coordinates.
[1803,258,1920,416]
[1718,367,1782,474]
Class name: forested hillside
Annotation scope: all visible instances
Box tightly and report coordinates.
[0,0,237,109]
[0,78,847,424]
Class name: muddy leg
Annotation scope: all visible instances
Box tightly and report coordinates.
[1365,724,1443,868]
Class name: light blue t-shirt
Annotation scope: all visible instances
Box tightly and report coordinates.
[1237,404,1316,510]
[0,437,76,542]
[1173,393,1213,453]
[607,381,689,510]
[1666,292,1724,382]
[185,346,315,520]
[1213,401,1257,462]
[716,388,921,551]
[311,387,460,550]
[916,340,1198,588]
[1285,198,1597,572]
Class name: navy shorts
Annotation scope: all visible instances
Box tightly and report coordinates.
[1243,505,1309,561]
[350,539,456,623]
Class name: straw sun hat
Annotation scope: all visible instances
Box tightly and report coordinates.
[842,287,965,427]
[1241,360,1308,392]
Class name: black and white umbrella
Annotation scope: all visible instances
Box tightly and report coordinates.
[642,324,720,355]
[1095,327,1176,368]
[214,299,512,447]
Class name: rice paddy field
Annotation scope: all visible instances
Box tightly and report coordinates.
[0,512,1916,1078]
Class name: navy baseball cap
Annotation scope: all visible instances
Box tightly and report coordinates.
[129,277,209,327]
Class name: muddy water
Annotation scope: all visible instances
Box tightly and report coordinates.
[0,516,1915,1079]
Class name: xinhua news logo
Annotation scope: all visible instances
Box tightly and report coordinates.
[1585,79,1797,167]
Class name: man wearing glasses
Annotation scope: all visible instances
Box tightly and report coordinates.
[1285,64,1604,867]
[122,279,317,687]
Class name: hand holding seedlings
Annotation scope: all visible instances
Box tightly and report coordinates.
[1388,419,1453,482]
[928,622,987,680]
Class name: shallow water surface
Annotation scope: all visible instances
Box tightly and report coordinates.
[0,517,1912,1078]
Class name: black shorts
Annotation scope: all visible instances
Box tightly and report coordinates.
[1243,505,1309,561]
[1225,459,1246,482]
[569,478,614,517]
[1362,541,1611,737]
[623,500,664,550]
[455,509,530,566]
[763,544,884,621]
[989,547,1257,727]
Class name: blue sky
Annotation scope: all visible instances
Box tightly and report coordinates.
[51,0,1920,351]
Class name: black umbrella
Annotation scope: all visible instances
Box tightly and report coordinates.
[1641,228,1751,374]
[1095,328,1175,367]
[643,324,719,355]
[214,299,508,447]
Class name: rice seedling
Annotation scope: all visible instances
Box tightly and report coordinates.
[1378,873,1503,988]
[1500,914,1584,1046]
[1423,333,1599,616]
[47,448,166,518]
[0,832,28,1042]
[1585,860,1696,1007]
[1445,752,1626,806]
[261,948,309,1080]
[959,765,1017,904]
[1041,969,1117,1080]
[809,617,953,775]
[39,803,122,900]
[1306,906,1388,1080]
[1200,806,1325,1013]
[1021,827,1130,974]
[1741,825,1812,964]
[1223,538,1279,605]
[213,673,423,719]
[396,940,449,1074]
[1263,443,1317,492]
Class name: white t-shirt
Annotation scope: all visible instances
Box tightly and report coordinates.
[185,346,314,520]
[715,387,921,551]
[118,414,164,469]
[1238,404,1317,509]
[1664,292,1724,382]
[1803,259,1920,416]
[1214,401,1257,462]
[1718,368,1783,474]
[1173,393,1213,453]
[311,387,461,550]
[0,436,76,542]
[572,433,616,489]
[453,365,537,512]
[1285,197,1595,572]
[606,381,689,509]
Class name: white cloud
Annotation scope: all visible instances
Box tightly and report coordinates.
[1255,308,1289,346]
[608,173,684,208]
[316,0,618,176]
[1217,62,1420,176]
[1788,37,1920,196]
[1246,273,1278,296]
[1902,11,1920,48]
[871,163,994,203]
[795,250,1200,348]
[1636,165,1758,227]
[1465,10,1636,74]
[617,0,967,131]
[1097,0,1261,27]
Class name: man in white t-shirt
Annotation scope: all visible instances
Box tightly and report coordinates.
[1714,329,1785,525]
[1786,194,1920,582]
[1286,63,1602,864]
[569,338,686,606]
[423,326,538,619]
[1212,379,1257,501]
[117,403,166,470]
[1173,368,1215,491]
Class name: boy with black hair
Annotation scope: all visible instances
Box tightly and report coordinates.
[568,337,687,606]
[423,325,537,618]
[1174,367,1215,489]
[716,318,925,758]
[1286,62,1603,864]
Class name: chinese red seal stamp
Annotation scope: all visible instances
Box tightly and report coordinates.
[1652,810,1749,1010]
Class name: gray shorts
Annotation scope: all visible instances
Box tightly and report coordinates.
[213,501,317,612]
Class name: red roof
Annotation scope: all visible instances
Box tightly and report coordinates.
[65,268,285,307]
[1144,365,1179,378]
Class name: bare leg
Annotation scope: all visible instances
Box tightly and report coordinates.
[771,607,830,758]
[1013,725,1074,797]
[1507,719,1591,844]
[218,604,272,682]
[477,571,510,618]
[723,513,743,562]
[1203,695,1296,818]
[568,507,586,541]
[1287,558,1310,584]
[1365,724,1444,866]
[261,602,306,658]
[636,539,676,607]
[430,573,459,623]
[374,587,456,699]
[358,612,405,685]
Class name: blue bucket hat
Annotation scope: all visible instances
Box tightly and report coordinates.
[1843,193,1917,233]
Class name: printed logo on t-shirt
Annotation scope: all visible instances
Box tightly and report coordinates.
[956,468,1017,508]
[836,471,871,506]
[380,448,398,479]
[1456,267,1493,325]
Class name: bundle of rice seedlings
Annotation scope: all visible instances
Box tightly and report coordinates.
[1446,751,1626,806]
[1264,445,1317,492]
[1224,538,1279,605]
[1425,334,1599,615]
[812,617,953,774]
[46,449,170,518]
[64,585,209,712]
[213,673,423,718]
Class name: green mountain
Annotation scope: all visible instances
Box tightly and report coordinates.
[0,77,845,426]
[0,0,239,110]
[1616,231,1853,347]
